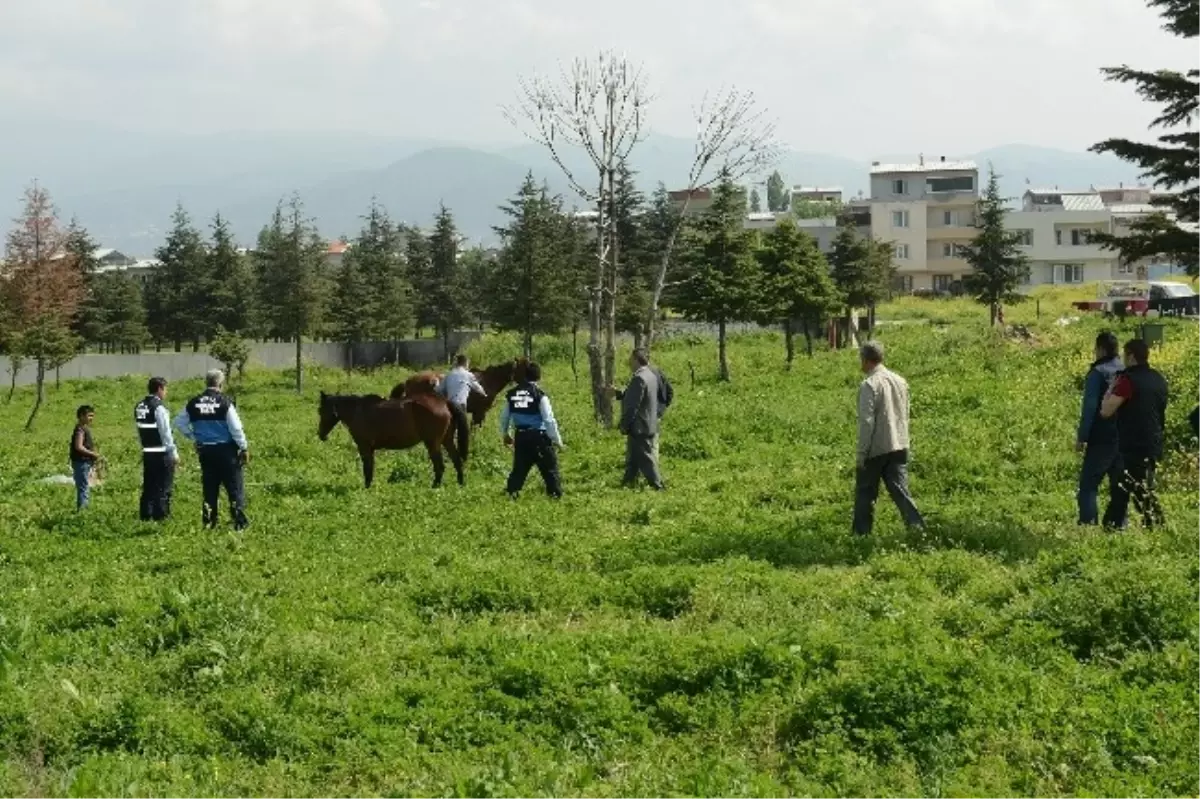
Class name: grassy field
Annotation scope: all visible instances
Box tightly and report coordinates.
[1,292,1197,797]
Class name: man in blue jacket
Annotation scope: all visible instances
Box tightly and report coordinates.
[1076,331,1123,525]
[175,369,250,530]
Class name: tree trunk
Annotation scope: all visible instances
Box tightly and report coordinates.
[783,319,795,369]
[7,363,18,402]
[803,319,814,357]
[571,323,579,384]
[868,304,877,336]
[174,339,182,353]
[55,365,60,389]
[523,330,533,360]
[644,195,693,349]
[442,327,451,362]
[717,319,730,382]
[989,302,998,326]
[24,359,45,431]
[294,335,303,394]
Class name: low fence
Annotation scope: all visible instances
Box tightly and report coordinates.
[1,333,480,388]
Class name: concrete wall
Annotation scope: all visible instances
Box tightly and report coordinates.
[1,333,480,388]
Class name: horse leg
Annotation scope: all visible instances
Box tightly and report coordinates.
[359,446,376,488]
[425,441,445,488]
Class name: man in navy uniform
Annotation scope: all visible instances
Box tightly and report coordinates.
[134,376,180,521]
[175,368,250,530]
[498,361,564,499]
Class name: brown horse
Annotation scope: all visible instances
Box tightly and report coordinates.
[317,383,469,488]
[388,358,529,428]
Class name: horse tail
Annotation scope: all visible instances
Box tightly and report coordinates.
[448,400,470,462]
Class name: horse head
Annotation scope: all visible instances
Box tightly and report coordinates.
[404,371,440,396]
[317,390,340,441]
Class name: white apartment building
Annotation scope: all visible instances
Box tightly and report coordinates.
[869,156,979,292]
[1007,190,1114,287]
[791,186,843,204]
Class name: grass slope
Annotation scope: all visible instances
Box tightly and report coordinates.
[1,294,1197,796]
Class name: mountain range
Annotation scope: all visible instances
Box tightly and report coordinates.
[0,116,1143,256]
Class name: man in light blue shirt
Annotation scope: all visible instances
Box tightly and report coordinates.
[175,369,250,530]
[439,354,487,411]
[134,376,179,521]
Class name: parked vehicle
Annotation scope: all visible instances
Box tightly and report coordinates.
[1147,281,1198,317]
[1070,280,1197,318]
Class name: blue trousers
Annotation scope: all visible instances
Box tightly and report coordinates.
[72,460,92,510]
[1077,441,1123,526]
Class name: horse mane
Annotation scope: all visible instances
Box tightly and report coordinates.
[389,371,441,400]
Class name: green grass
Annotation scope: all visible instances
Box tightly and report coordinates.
[1,291,1197,796]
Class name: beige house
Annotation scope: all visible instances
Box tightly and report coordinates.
[869,156,979,292]
[791,186,843,204]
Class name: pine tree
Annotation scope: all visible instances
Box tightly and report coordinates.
[253,195,328,392]
[755,217,840,363]
[81,272,147,352]
[636,183,684,338]
[148,204,208,351]
[65,218,103,347]
[829,213,889,347]
[1089,0,1197,276]
[749,187,763,213]
[491,175,577,357]
[425,204,467,361]
[1,183,84,428]
[766,170,789,212]
[673,176,763,381]
[458,246,498,330]
[207,213,254,335]
[365,206,415,348]
[961,168,1030,325]
[611,165,653,343]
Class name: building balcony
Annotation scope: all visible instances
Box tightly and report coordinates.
[926,226,976,240]
[926,257,971,273]
[923,191,978,205]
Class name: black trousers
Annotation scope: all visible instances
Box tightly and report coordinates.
[198,443,248,529]
[506,429,562,498]
[853,449,924,535]
[1109,451,1163,529]
[139,453,175,521]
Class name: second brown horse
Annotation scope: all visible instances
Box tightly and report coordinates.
[318,372,469,488]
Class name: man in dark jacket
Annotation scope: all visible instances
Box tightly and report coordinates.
[1076,332,1123,525]
[619,349,665,490]
[1100,338,1169,529]
[499,361,564,499]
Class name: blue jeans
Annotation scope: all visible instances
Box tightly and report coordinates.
[72,460,92,510]
[1077,441,1123,526]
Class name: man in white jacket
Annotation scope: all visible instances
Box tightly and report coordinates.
[853,341,925,536]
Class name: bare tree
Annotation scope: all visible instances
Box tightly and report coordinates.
[504,51,650,426]
[643,88,780,347]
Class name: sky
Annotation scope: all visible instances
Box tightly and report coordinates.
[0,0,1195,159]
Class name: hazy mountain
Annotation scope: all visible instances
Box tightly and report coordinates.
[0,119,1142,255]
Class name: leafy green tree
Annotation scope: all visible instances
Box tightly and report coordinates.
[253,195,329,393]
[80,272,146,352]
[960,168,1030,325]
[674,176,763,381]
[405,227,433,335]
[148,204,208,351]
[458,245,497,330]
[792,198,843,220]
[829,213,891,347]
[1,183,84,428]
[755,218,840,364]
[610,164,654,344]
[349,200,413,354]
[1089,0,1197,277]
[425,204,468,361]
[329,246,373,368]
[206,213,254,335]
[749,187,762,213]
[491,175,578,357]
[766,170,789,212]
[209,327,251,382]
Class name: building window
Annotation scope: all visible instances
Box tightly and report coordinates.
[1117,262,1135,275]
[892,179,908,195]
[941,242,968,258]
[894,244,909,259]
[1053,264,1084,284]
[933,274,953,292]
[1070,229,1093,246]
[1012,229,1033,246]
[891,210,909,228]
[927,176,975,193]
[943,210,956,226]
[1055,229,1063,246]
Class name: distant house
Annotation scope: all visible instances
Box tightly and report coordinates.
[324,240,350,270]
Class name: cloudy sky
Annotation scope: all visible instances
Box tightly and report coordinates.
[0,0,1193,158]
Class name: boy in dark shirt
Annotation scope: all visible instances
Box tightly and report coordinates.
[70,405,100,510]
